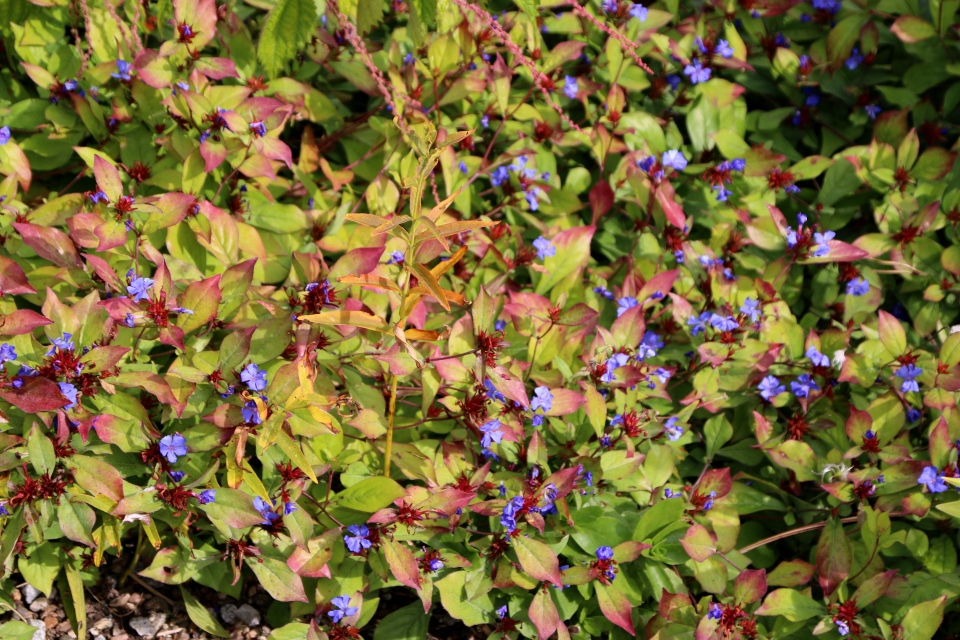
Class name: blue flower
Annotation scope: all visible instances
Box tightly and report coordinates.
[785,184,801,194]
[688,311,712,336]
[500,499,520,531]
[600,435,611,447]
[636,156,656,171]
[790,374,819,398]
[328,595,358,623]
[563,75,579,99]
[714,186,733,202]
[636,332,664,361]
[601,354,629,383]
[46,333,75,356]
[490,166,510,186]
[723,268,738,281]
[802,86,820,107]
[845,47,865,70]
[617,296,639,317]
[629,4,647,19]
[249,121,267,137]
[739,298,762,322]
[242,400,262,425]
[785,226,798,248]
[429,558,444,571]
[480,419,504,447]
[532,386,554,412]
[709,314,739,332]
[0,126,9,145]
[284,502,298,515]
[387,250,404,265]
[158,433,187,463]
[730,158,746,172]
[169,471,185,483]
[241,363,268,391]
[458,161,468,174]
[593,285,614,299]
[907,408,921,422]
[757,375,785,400]
[532,414,544,427]
[344,524,372,553]
[683,60,711,84]
[127,277,155,303]
[812,231,835,257]
[895,364,922,393]
[835,620,850,636]
[865,104,881,119]
[666,74,681,91]
[596,546,614,560]
[497,605,509,620]
[664,417,683,441]
[509,156,537,178]
[58,382,78,410]
[524,187,540,211]
[111,60,133,80]
[674,250,684,263]
[703,490,717,510]
[805,346,830,367]
[662,149,688,171]
[846,277,869,296]
[533,236,555,260]
[481,115,490,128]
[0,344,16,363]
[484,378,505,402]
[708,603,723,620]
[197,490,216,504]
[716,39,734,58]
[600,0,618,11]
[919,466,947,493]
[482,448,498,460]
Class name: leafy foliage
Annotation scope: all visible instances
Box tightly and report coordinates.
[1,0,960,639]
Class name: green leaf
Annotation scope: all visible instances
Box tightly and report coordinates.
[633,497,686,542]
[246,556,309,602]
[436,571,495,626]
[356,0,384,35]
[755,588,826,622]
[372,602,430,640]
[64,563,87,639]
[58,499,96,547]
[27,422,55,476]
[258,0,318,77]
[180,586,230,637]
[0,621,38,640]
[334,476,405,511]
[512,535,562,586]
[901,596,946,640]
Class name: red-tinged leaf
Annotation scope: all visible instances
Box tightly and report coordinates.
[611,304,646,347]
[246,556,308,602]
[174,0,218,48]
[201,137,227,172]
[286,529,340,577]
[930,417,951,469]
[83,254,124,292]
[874,109,910,147]
[79,346,130,373]
[94,218,129,252]
[158,325,186,352]
[638,269,680,302]
[826,14,867,71]
[743,147,788,177]
[878,310,907,357]
[589,179,614,224]
[816,517,852,597]
[201,487,266,529]
[94,155,124,202]
[698,342,729,368]
[891,15,937,42]
[755,588,826,621]
[698,468,732,498]
[595,582,634,635]
[488,365,530,410]
[913,148,957,181]
[65,455,124,501]
[612,541,652,563]
[178,275,222,333]
[852,570,897,608]
[133,50,172,88]
[544,389,584,416]
[556,303,598,327]
[258,137,293,169]
[112,372,178,407]
[299,309,390,334]
[3,140,32,190]
[0,375,69,412]
[0,256,36,294]
[767,559,816,587]
[656,186,685,229]
[413,488,475,516]
[328,247,387,281]
[0,310,53,336]
[529,588,560,640]
[844,407,873,441]
[195,57,240,79]
[12,222,83,269]
[150,192,196,232]
[541,467,580,501]
[734,569,767,604]
[513,535,563,586]
[19,62,55,88]
[680,524,716,562]
[383,538,422,590]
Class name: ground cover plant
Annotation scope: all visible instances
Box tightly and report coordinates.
[1,0,960,638]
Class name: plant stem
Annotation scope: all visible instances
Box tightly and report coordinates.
[383,373,400,477]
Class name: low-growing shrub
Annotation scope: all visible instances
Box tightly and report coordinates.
[0,0,959,638]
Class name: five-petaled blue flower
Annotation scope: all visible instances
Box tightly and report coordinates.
[918,466,947,493]
[895,364,921,393]
[637,331,664,360]
[387,250,404,265]
[159,433,187,463]
[739,298,762,322]
[197,490,216,504]
[58,382,78,410]
[708,603,723,620]
[812,231,834,257]
[328,595,358,623]
[683,60,711,84]
[845,47,865,70]
[663,417,683,441]
[241,363,268,391]
[490,166,510,186]
[846,277,869,296]
[0,343,16,363]
[805,346,830,367]
[836,620,850,636]
[253,496,279,524]
[0,126,9,146]
[687,311,713,336]
[758,375,785,400]
[111,60,133,80]
[865,104,881,119]
[242,400,262,425]
[617,296,639,317]
[790,374,819,398]
[533,236,556,260]
[127,277,155,303]
[709,314,739,332]
[595,546,614,560]
[563,75,579,99]
[46,333,75,356]
[716,39,734,58]
[907,408,921,422]
[344,524,373,553]
[480,419,504,447]
[662,149,687,171]
[628,4,647,19]
[532,386,554,412]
